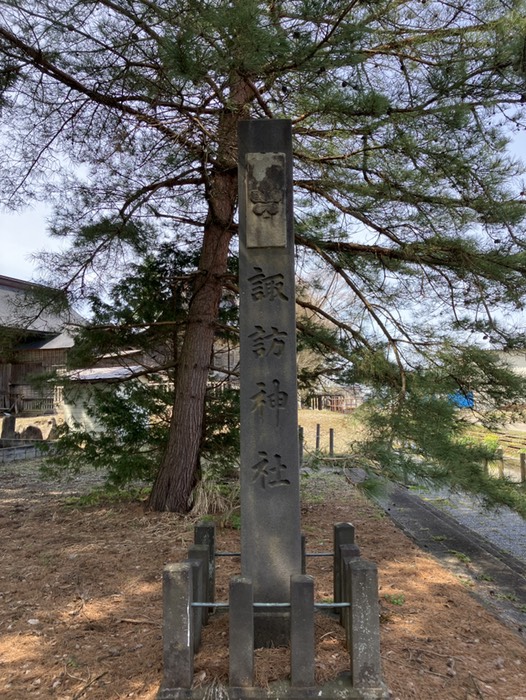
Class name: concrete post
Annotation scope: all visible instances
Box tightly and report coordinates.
[0,415,15,442]
[347,559,382,689]
[229,577,254,687]
[290,575,315,688]
[333,522,355,606]
[161,563,194,689]
[194,521,216,607]
[188,544,210,626]
[339,543,361,627]
[187,558,204,651]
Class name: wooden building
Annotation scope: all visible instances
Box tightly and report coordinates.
[305,386,365,413]
[0,275,83,414]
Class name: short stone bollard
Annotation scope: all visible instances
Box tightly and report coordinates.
[194,521,216,608]
[339,543,361,628]
[161,563,194,690]
[346,558,382,689]
[290,575,315,688]
[188,544,210,627]
[333,522,355,607]
[0,414,16,444]
[229,577,254,687]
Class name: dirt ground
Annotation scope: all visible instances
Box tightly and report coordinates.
[1,458,525,700]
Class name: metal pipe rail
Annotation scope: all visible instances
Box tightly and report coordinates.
[190,601,350,608]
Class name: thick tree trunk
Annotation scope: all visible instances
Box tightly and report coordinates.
[147,206,235,512]
[148,82,251,512]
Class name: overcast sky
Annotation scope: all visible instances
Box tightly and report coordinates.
[0,202,57,281]
[1,131,526,283]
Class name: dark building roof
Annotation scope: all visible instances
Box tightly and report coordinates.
[0,274,83,338]
[15,331,75,351]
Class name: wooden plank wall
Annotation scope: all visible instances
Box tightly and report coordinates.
[0,363,12,409]
[0,348,67,413]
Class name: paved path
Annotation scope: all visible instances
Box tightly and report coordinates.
[374,482,526,640]
[411,485,526,563]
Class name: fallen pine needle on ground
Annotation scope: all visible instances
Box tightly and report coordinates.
[0,463,525,700]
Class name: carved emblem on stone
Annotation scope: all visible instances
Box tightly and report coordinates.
[249,187,282,218]
[245,152,287,247]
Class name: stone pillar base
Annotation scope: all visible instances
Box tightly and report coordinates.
[158,674,390,700]
[253,611,290,648]
[158,522,390,700]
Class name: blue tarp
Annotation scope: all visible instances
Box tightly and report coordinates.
[449,391,474,408]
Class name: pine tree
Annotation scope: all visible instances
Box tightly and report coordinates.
[1,0,526,512]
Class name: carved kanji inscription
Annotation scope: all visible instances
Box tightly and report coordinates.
[248,325,287,358]
[238,121,301,627]
[248,266,288,302]
[250,379,288,426]
[251,451,291,489]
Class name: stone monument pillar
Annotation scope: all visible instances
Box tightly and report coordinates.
[238,120,302,646]
[157,120,387,699]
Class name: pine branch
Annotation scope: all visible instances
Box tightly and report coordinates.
[0,24,207,159]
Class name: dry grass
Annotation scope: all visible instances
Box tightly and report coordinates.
[298,409,364,456]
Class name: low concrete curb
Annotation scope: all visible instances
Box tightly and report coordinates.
[0,444,41,463]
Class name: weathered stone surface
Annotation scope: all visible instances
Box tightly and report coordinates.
[347,559,382,689]
[161,563,194,690]
[158,677,390,700]
[290,575,315,688]
[339,544,361,629]
[238,120,301,646]
[334,523,356,607]
[188,544,209,626]
[20,425,43,441]
[229,577,254,687]
[194,522,216,608]
[187,558,204,651]
[1,414,16,441]
[245,153,287,248]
